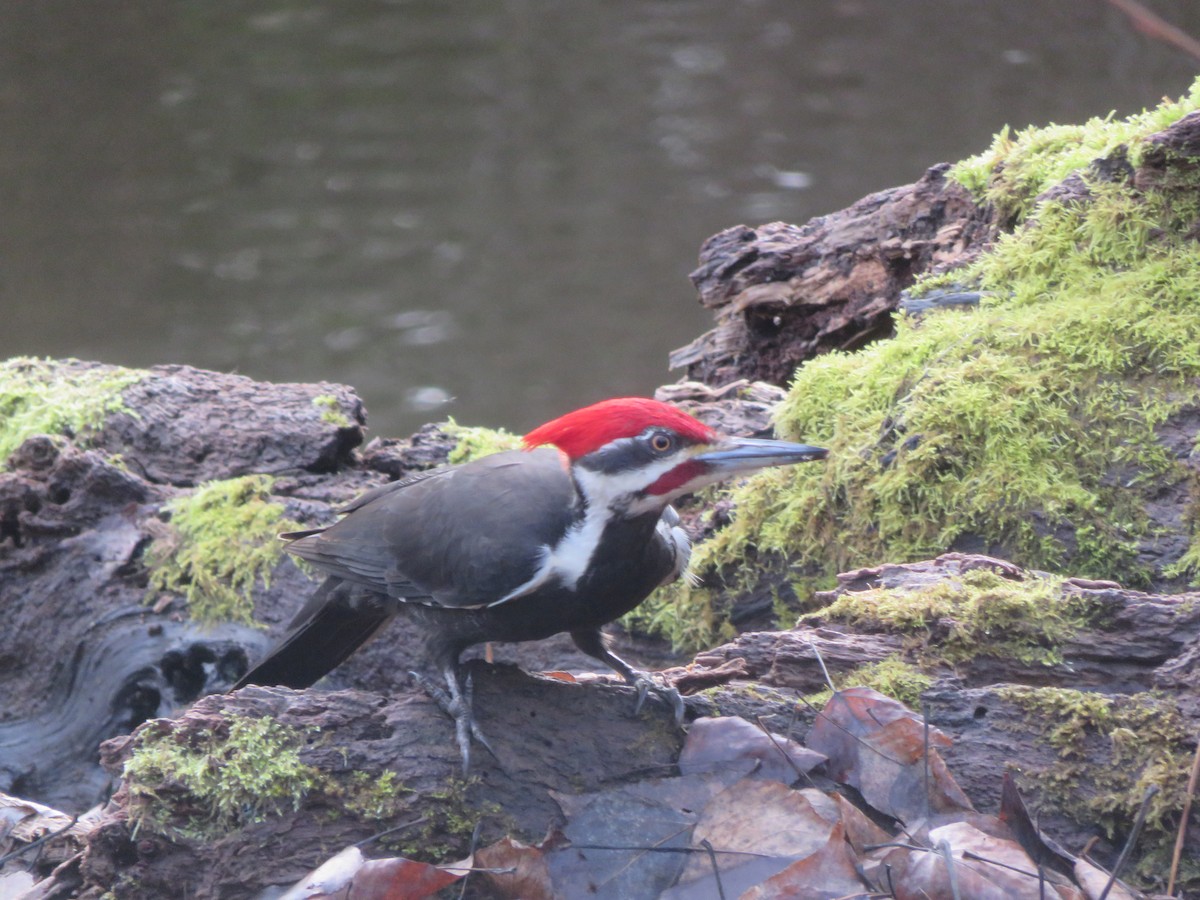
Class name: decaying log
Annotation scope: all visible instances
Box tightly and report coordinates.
[72,666,683,900]
[670,163,993,386]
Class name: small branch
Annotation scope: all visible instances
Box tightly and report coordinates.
[754,715,817,786]
[457,821,484,900]
[354,816,429,847]
[936,840,962,900]
[808,638,838,693]
[700,838,727,900]
[0,814,81,866]
[1168,740,1200,896]
[922,699,932,821]
[1098,784,1159,900]
[1105,0,1200,63]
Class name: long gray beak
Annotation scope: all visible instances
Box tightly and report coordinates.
[695,436,828,475]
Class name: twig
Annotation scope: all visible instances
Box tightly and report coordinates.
[353,815,429,847]
[1099,784,1159,900]
[864,841,929,853]
[961,849,1043,880]
[0,814,81,866]
[567,843,775,859]
[699,838,726,900]
[809,638,837,693]
[754,715,816,785]
[1105,0,1200,64]
[922,699,932,821]
[936,840,962,900]
[458,821,483,900]
[1168,740,1200,896]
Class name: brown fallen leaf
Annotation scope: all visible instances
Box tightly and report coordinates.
[1073,856,1140,900]
[546,774,730,899]
[831,792,892,856]
[276,845,462,900]
[998,771,1077,878]
[894,822,1082,900]
[663,778,846,898]
[739,821,870,899]
[807,687,972,823]
[475,836,554,900]
[678,715,826,784]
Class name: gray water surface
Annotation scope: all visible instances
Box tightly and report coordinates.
[2,1,1198,437]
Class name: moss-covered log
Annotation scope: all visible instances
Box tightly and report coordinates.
[638,82,1200,651]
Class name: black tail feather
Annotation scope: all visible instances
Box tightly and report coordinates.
[233,577,393,690]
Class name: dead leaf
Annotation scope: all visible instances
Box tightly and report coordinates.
[348,856,461,900]
[546,775,728,899]
[663,779,844,898]
[806,687,972,822]
[0,792,93,871]
[739,821,869,899]
[831,793,892,855]
[895,822,1082,900]
[0,792,78,845]
[475,836,554,900]
[998,772,1076,878]
[279,846,364,899]
[1074,857,1139,900]
[277,846,461,900]
[678,716,826,784]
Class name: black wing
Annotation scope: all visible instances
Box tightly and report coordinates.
[284,448,580,608]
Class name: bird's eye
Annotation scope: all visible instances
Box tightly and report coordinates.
[650,432,673,453]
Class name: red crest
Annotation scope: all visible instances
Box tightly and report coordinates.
[523,398,715,460]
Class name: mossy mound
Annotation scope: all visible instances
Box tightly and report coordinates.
[145,475,307,626]
[0,357,143,463]
[123,715,322,838]
[444,420,524,464]
[808,567,1095,667]
[634,80,1200,650]
[997,685,1196,884]
[804,655,932,710]
[121,712,413,841]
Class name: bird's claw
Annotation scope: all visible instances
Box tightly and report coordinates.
[629,672,687,725]
[411,668,497,775]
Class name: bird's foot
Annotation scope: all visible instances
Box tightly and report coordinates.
[623,670,687,725]
[411,667,497,775]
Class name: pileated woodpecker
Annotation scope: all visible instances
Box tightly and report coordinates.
[235,397,826,770]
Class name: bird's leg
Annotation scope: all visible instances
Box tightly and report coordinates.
[570,629,686,725]
[411,662,497,775]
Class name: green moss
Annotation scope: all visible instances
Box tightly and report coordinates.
[806,655,933,710]
[145,475,305,626]
[639,81,1200,650]
[122,712,423,842]
[338,769,412,820]
[123,715,321,838]
[444,420,524,464]
[626,581,739,655]
[1162,470,1200,584]
[809,568,1098,667]
[998,686,1195,885]
[312,393,351,428]
[397,777,503,861]
[951,78,1200,220]
[0,357,143,463]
